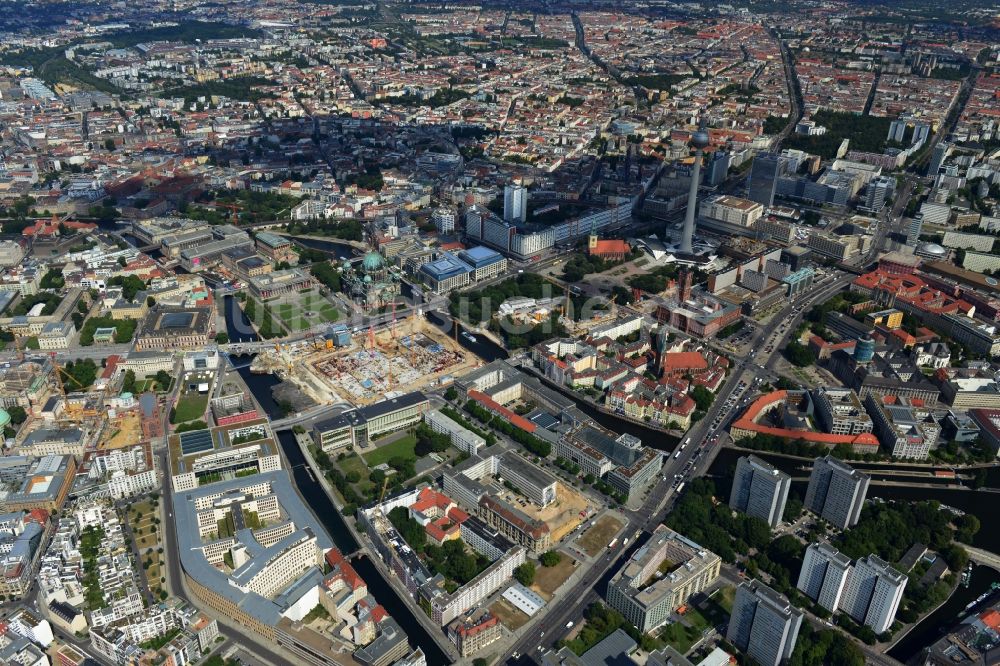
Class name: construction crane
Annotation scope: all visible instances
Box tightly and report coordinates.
[218,202,242,226]
[49,353,89,427]
[373,476,392,533]
[538,273,570,316]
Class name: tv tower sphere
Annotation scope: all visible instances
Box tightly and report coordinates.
[690,129,710,149]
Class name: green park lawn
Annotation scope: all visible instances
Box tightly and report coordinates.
[363,433,417,467]
[172,394,209,424]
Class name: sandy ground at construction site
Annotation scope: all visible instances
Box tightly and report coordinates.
[495,480,591,543]
[266,317,482,406]
[99,412,143,449]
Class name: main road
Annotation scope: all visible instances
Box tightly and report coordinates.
[502,269,859,663]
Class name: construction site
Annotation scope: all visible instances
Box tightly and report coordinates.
[249,314,479,406]
[494,481,592,543]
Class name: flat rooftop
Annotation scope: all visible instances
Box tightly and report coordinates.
[173,471,334,624]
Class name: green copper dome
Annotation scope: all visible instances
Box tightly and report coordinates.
[0,409,10,429]
[362,251,384,272]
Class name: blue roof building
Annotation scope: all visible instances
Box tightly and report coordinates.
[458,246,508,282]
[419,253,473,294]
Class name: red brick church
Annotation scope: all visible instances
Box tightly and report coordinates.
[587,233,630,261]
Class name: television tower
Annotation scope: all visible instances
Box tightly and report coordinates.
[679,125,710,255]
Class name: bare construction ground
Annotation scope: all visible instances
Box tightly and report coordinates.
[99,411,143,449]
[494,481,590,543]
[259,316,480,406]
[490,598,531,632]
[577,514,624,557]
[305,319,477,405]
[532,555,578,601]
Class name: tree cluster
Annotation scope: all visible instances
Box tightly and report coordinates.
[464,399,551,457]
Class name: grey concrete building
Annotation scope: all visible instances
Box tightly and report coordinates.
[803,456,870,529]
[729,455,791,528]
[726,579,802,666]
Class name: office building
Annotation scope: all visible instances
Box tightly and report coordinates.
[606,525,721,633]
[782,269,814,297]
[804,456,869,529]
[812,389,873,436]
[428,548,526,626]
[504,184,527,223]
[906,215,924,247]
[706,151,731,187]
[432,208,457,234]
[864,176,894,212]
[864,393,939,459]
[747,155,780,207]
[447,611,502,657]
[729,455,790,528]
[419,253,472,294]
[477,494,551,553]
[423,410,485,455]
[796,542,852,613]
[700,195,764,228]
[929,142,951,177]
[457,246,507,282]
[496,452,557,506]
[6,455,77,512]
[942,314,1000,357]
[840,555,907,634]
[313,392,430,451]
[726,579,802,666]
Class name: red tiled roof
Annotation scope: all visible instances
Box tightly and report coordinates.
[468,390,537,433]
[660,351,709,373]
[733,390,880,448]
[981,609,1000,630]
[325,548,366,591]
[371,605,389,623]
[589,239,630,257]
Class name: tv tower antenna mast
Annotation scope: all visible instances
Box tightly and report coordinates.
[679,120,710,255]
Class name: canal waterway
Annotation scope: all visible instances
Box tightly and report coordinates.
[288,236,356,260]
[888,566,1000,662]
[226,291,1000,662]
[707,447,1000,660]
[222,294,449,662]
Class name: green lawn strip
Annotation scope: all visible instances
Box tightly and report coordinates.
[172,394,209,423]
[363,434,417,467]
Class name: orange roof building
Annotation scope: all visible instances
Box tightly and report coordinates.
[731,390,880,454]
[588,236,630,260]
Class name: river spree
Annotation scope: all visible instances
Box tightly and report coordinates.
[223,296,449,662]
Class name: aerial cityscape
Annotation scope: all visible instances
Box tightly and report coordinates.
[0,0,998,665]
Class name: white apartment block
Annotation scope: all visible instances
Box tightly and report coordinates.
[430,547,526,626]
[230,530,322,599]
[839,554,907,634]
[108,469,159,500]
[796,542,852,613]
[729,455,790,528]
[803,456,869,529]
[424,410,485,455]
